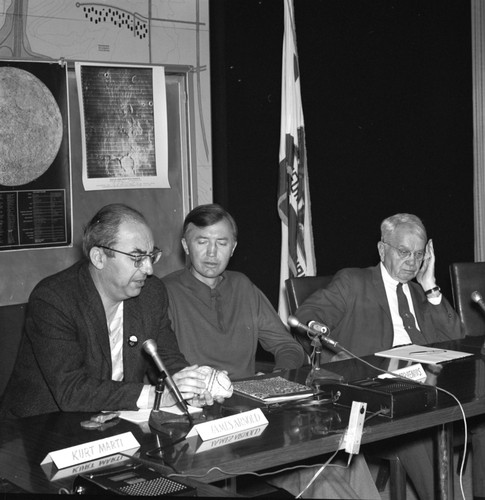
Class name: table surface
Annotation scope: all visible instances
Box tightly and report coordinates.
[1,336,484,495]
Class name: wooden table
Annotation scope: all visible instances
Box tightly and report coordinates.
[0,337,483,497]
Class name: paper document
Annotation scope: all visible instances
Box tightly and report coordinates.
[119,405,202,424]
[375,344,473,364]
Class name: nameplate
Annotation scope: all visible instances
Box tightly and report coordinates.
[186,408,268,441]
[41,449,139,481]
[195,424,268,453]
[40,432,140,469]
[378,363,427,382]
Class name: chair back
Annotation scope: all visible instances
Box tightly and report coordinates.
[285,276,333,316]
[285,276,333,355]
[449,262,485,336]
[0,303,26,399]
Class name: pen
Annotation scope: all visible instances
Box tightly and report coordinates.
[410,350,446,354]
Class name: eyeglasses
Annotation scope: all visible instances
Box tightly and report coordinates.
[381,241,425,261]
[98,245,162,268]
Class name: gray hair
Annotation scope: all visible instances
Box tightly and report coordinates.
[82,204,148,259]
[380,213,427,242]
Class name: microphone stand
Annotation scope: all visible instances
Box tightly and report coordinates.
[304,335,345,391]
[305,338,323,387]
[148,374,194,440]
[152,377,165,413]
[146,375,192,459]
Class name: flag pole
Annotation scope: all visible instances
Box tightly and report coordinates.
[277,0,317,325]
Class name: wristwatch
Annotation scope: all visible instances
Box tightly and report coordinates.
[425,286,441,297]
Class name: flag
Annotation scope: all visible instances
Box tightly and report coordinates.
[277,0,316,323]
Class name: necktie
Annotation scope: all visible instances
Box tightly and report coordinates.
[396,282,422,344]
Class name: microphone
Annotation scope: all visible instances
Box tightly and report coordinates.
[471,291,485,314]
[308,320,330,335]
[142,339,189,414]
[287,316,341,352]
[473,292,485,355]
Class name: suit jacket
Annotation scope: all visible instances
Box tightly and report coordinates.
[295,264,464,360]
[0,260,188,418]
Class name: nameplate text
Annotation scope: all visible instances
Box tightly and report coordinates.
[187,408,268,441]
[40,432,140,469]
[196,424,268,453]
[378,363,427,382]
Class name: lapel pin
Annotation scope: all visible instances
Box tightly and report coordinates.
[128,335,138,347]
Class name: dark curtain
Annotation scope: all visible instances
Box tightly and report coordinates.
[210,0,474,308]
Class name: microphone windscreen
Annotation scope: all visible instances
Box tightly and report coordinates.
[142,339,157,355]
[287,315,300,328]
[471,291,483,303]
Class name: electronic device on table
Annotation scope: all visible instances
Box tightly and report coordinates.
[231,371,436,419]
[318,377,438,418]
[73,461,196,496]
[232,374,314,404]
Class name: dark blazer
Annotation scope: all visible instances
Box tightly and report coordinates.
[0,260,188,418]
[295,264,464,360]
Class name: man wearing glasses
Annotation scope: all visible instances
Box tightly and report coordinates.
[294,213,465,499]
[295,213,462,361]
[0,203,215,419]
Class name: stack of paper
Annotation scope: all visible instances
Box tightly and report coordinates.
[375,344,473,364]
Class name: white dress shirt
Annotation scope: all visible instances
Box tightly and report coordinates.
[380,263,418,346]
[108,302,124,381]
[380,263,442,346]
[107,301,152,408]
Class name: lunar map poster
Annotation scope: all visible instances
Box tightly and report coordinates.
[0,61,71,251]
[75,62,169,191]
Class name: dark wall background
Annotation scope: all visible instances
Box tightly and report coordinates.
[210,0,474,308]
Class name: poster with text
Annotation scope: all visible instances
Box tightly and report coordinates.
[0,60,71,251]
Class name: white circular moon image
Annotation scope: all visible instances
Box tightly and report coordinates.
[0,66,63,186]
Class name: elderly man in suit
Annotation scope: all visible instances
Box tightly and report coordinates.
[296,213,462,361]
[0,203,215,419]
[295,213,466,499]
